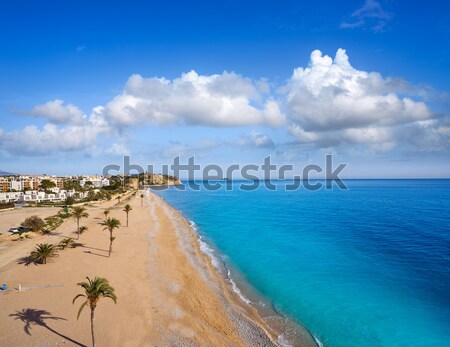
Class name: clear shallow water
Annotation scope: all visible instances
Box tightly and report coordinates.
[154,180,450,346]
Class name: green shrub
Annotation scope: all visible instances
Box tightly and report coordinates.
[21,216,45,233]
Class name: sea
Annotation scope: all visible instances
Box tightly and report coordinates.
[153,179,450,347]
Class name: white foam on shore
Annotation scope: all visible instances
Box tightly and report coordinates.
[190,220,253,306]
[190,221,222,270]
[226,269,252,305]
[188,217,321,347]
[313,335,324,347]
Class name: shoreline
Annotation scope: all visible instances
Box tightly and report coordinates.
[0,191,280,346]
[147,191,281,346]
[150,190,318,347]
[0,188,317,346]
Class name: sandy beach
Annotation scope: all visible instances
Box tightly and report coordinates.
[0,191,290,346]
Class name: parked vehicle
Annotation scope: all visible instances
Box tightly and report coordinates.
[8,226,29,234]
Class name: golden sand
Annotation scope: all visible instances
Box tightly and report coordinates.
[0,191,283,346]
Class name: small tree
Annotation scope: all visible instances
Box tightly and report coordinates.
[30,244,58,264]
[101,218,121,257]
[40,179,56,190]
[123,204,132,227]
[87,191,96,201]
[44,215,63,231]
[79,226,88,234]
[73,277,117,347]
[64,196,75,206]
[116,195,121,205]
[140,194,144,207]
[103,210,110,218]
[59,238,75,250]
[72,206,89,240]
[21,216,45,233]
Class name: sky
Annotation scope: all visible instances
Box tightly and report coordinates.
[1,0,449,178]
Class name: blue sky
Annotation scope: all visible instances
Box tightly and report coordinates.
[1,0,449,177]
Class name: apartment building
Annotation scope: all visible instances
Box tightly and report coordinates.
[0,180,8,192]
[9,189,87,204]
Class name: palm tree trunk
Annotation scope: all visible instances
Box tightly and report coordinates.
[108,230,112,257]
[126,214,129,227]
[77,219,80,240]
[141,198,143,207]
[90,307,95,347]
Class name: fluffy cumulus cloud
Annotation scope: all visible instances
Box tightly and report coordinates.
[29,99,86,125]
[3,49,449,158]
[0,106,110,156]
[284,49,448,152]
[103,71,285,127]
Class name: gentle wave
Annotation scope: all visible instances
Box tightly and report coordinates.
[226,269,252,304]
[190,220,222,270]
[190,220,253,304]
[189,219,320,347]
[313,336,323,347]
[191,220,296,347]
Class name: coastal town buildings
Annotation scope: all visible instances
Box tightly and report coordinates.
[0,175,111,204]
[0,189,89,204]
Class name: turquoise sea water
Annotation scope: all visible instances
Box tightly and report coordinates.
[154,180,450,346]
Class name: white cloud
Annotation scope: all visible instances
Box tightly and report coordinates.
[162,139,218,158]
[236,131,275,149]
[104,71,286,127]
[284,49,448,151]
[30,99,85,125]
[107,142,130,156]
[341,0,392,32]
[4,49,448,159]
[0,108,110,156]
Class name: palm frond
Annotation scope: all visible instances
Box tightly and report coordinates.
[100,217,121,231]
[72,293,86,304]
[72,206,89,219]
[76,300,88,319]
[29,243,59,264]
[73,276,117,315]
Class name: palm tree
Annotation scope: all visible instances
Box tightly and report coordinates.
[30,244,58,264]
[116,195,121,205]
[73,277,117,347]
[101,218,121,257]
[123,204,132,227]
[103,209,110,218]
[59,238,75,250]
[140,193,144,207]
[72,206,89,240]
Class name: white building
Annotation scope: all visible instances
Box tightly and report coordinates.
[0,192,23,204]
[80,176,110,188]
[14,189,82,204]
